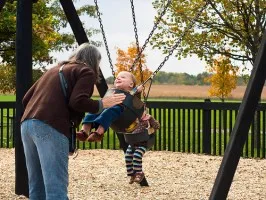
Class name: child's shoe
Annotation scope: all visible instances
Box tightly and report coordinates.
[87,131,104,142]
[129,175,135,184]
[76,130,89,141]
[134,172,144,183]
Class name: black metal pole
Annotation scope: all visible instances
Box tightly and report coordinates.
[209,29,266,199]
[0,0,7,12]
[59,0,108,97]
[15,0,33,197]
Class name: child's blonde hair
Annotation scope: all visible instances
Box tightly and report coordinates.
[129,73,137,88]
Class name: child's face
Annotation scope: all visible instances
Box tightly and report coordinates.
[114,71,135,91]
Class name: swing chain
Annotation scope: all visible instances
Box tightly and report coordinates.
[130,0,172,71]
[130,0,140,53]
[150,0,210,79]
[94,0,208,89]
[94,0,116,78]
[129,0,144,84]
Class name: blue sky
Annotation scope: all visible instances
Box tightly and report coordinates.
[53,0,206,78]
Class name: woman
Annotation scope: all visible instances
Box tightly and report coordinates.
[21,43,125,200]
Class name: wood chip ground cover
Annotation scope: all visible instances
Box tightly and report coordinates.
[0,149,265,200]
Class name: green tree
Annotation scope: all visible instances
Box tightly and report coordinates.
[151,0,265,69]
[0,64,15,94]
[197,72,211,85]
[153,71,168,84]
[0,64,44,94]
[105,76,114,84]
[0,0,99,93]
[205,55,239,101]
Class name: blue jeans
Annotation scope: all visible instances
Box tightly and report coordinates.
[83,105,123,131]
[21,119,69,200]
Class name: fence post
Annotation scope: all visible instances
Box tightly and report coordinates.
[203,99,211,154]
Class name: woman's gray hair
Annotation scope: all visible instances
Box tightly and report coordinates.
[70,43,101,82]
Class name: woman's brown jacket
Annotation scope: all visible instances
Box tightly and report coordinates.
[21,62,100,138]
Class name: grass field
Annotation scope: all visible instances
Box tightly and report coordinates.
[1,85,266,101]
[93,85,266,101]
[0,95,15,101]
[1,85,266,157]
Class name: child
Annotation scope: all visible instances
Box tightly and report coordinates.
[76,71,143,142]
[125,111,160,184]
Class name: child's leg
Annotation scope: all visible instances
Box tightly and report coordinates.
[95,125,105,135]
[133,146,146,173]
[133,146,147,183]
[93,105,123,132]
[125,145,135,182]
[82,123,92,134]
[87,106,123,142]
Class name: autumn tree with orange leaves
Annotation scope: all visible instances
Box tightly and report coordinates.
[205,56,239,102]
[115,43,152,85]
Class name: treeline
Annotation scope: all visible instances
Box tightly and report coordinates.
[106,71,248,85]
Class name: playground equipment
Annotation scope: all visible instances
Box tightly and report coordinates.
[94,0,208,154]
[2,0,266,199]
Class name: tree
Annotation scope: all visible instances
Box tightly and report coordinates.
[115,43,152,85]
[0,0,99,93]
[105,76,114,84]
[205,55,239,101]
[0,64,15,94]
[151,0,265,69]
[0,64,44,94]
[196,72,211,85]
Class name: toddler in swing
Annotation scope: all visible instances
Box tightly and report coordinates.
[125,110,160,184]
[76,71,143,142]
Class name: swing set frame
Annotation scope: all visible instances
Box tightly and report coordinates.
[3,0,264,198]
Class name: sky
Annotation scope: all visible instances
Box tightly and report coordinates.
[52,0,207,78]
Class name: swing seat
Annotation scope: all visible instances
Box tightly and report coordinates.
[122,130,155,149]
[104,88,145,132]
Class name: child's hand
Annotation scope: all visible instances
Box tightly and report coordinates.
[141,114,151,120]
[137,85,144,93]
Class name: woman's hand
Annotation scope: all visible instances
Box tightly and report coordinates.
[101,93,126,108]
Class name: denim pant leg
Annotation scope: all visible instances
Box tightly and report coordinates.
[21,119,69,200]
[21,120,45,200]
[94,105,123,131]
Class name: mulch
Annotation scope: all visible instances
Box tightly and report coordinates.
[0,149,266,200]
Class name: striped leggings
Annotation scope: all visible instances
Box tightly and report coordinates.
[125,145,147,176]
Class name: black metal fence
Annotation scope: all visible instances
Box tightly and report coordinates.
[1,101,266,158]
[0,102,15,148]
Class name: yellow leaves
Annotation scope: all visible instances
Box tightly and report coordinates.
[7,15,16,23]
[115,43,152,85]
[174,8,185,15]
[205,55,239,101]
[33,14,56,41]
[32,14,61,54]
